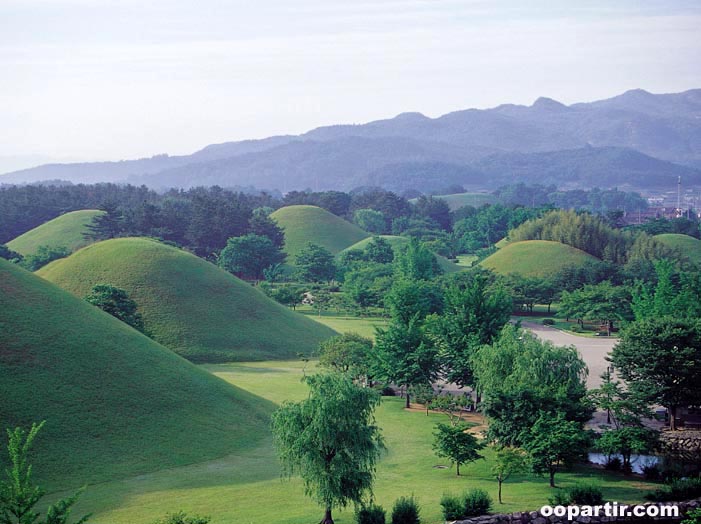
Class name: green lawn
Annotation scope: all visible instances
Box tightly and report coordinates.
[299,307,388,339]
[56,360,660,524]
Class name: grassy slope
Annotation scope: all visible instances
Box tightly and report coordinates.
[0,259,273,490]
[69,360,660,524]
[37,237,336,362]
[7,209,104,256]
[655,233,701,266]
[271,205,369,261]
[481,240,598,278]
[411,192,496,211]
[340,234,464,274]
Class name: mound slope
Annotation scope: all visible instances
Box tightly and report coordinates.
[271,205,369,260]
[480,240,598,277]
[341,235,464,274]
[7,209,104,256]
[0,259,273,489]
[655,233,701,266]
[38,238,336,362]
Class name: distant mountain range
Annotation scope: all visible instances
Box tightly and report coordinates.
[3,88,701,193]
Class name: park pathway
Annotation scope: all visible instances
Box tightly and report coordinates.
[520,320,617,389]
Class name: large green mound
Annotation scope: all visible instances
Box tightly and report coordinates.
[271,205,369,261]
[37,238,336,362]
[655,233,701,266]
[7,209,104,256]
[340,235,464,274]
[480,240,598,277]
[0,259,273,489]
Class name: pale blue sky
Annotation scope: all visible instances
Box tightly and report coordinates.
[1,0,700,161]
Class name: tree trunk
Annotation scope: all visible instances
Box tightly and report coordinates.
[320,507,334,524]
[498,480,503,504]
[456,462,461,476]
[549,467,556,488]
[405,391,410,409]
[670,405,678,431]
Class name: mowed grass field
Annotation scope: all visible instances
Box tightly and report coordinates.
[37,237,336,362]
[481,240,598,278]
[271,205,370,260]
[0,259,274,491]
[299,307,388,339]
[58,360,660,524]
[341,234,464,274]
[655,233,701,266]
[420,192,497,211]
[6,209,104,256]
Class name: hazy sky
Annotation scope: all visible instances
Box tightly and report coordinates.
[1,0,700,162]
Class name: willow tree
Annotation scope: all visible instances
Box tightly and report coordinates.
[271,373,384,524]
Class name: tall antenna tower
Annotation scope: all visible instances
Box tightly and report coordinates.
[677,176,682,217]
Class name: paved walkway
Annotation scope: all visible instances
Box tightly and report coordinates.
[520,320,617,389]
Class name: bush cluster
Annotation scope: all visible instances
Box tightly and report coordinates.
[646,478,701,502]
[440,489,492,520]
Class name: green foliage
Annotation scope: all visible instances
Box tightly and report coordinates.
[218,233,286,280]
[491,447,529,503]
[150,512,210,524]
[567,484,604,505]
[270,373,384,524]
[365,237,395,264]
[355,505,386,524]
[385,279,443,324]
[508,209,630,262]
[84,284,146,333]
[542,318,554,325]
[295,243,337,283]
[646,478,701,502]
[373,316,439,407]
[37,238,335,362]
[439,494,464,521]
[611,316,701,430]
[0,422,90,524]
[249,207,285,248]
[318,333,373,380]
[343,263,394,310]
[474,325,592,446]
[557,281,632,334]
[83,201,124,241]
[270,285,304,310]
[523,412,591,487]
[394,238,441,281]
[427,274,511,387]
[682,508,701,524]
[390,496,420,524]
[596,427,658,471]
[0,258,273,488]
[354,209,387,234]
[0,245,22,263]
[413,196,452,231]
[432,423,484,476]
[462,488,492,517]
[454,203,543,251]
[20,245,70,271]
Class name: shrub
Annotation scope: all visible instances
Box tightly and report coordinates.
[604,456,622,471]
[569,324,582,333]
[151,512,210,524]
[380,385,396,397]
[21,244,70,271]
[440,494,463,521]
[463,488,492,517]
[548,489,571,506]
[567,484,604,505]
[356,504,386,524]
[391,496,420,524]
[642,463,661,481]
[542,318,555,325]
[646,477,701,502]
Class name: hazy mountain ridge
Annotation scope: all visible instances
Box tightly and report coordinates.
[2,88,700,192]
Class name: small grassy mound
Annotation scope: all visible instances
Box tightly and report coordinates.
[0,259,273,489]
[481,240,598,277]
[6,209,104,256]
[271,205,369,261]
[411,192,496,211]
[655,233,701,266]
[37,238,336,362]
[340,235,463,273]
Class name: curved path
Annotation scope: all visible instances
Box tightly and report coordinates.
[520,320,616,389]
